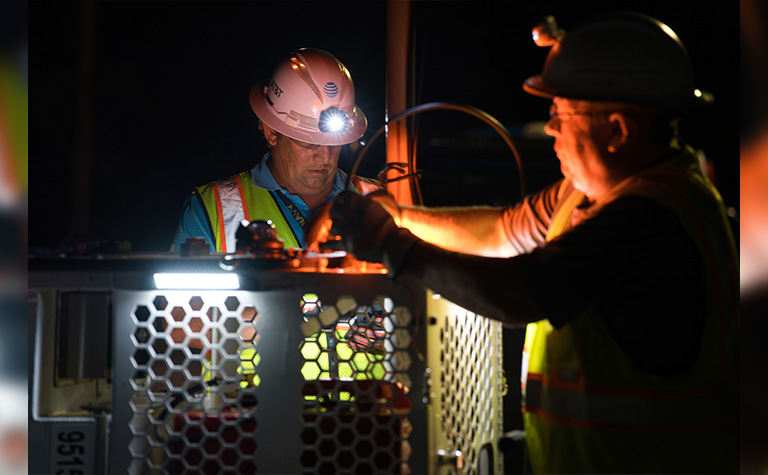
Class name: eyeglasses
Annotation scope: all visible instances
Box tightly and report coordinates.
[548,106,612,120]
[287,136,323,150]
[277,133,342,150]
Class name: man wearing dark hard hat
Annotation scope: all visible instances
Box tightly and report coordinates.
[321,12,738,474]
[171,48,378,254]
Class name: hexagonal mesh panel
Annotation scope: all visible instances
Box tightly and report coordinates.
[430,294,504,475]
[299,294,414,475]
[127,292,260,474]
[124,289,417,474]
[36,259,511,473]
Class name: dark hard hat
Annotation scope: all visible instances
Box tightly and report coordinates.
[523,12,713,111]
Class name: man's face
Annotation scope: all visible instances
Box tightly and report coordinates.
[268,128,342,198]
[543,97,616,199]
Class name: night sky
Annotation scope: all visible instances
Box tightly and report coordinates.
[31,1,737,252]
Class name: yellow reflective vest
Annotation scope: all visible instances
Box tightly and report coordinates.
[195,170,379,253]
[521,147,739,474]
[195,170,379,386]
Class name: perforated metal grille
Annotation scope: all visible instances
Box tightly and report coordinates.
[127,292,260,474]
[439,310,503,474]
[124,290,415,474]
[299,294,414,475]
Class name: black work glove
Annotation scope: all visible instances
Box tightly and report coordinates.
[322,191,418,275]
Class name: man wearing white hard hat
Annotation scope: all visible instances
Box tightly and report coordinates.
[171,48,378,253]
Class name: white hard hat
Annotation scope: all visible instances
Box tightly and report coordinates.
[250,48,367,146]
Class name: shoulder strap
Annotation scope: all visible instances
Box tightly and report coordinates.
[237,171,301,248]
[545,181,585,242]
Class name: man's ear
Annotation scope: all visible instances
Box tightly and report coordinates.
[262,122,279,147]
[606,112,632,153]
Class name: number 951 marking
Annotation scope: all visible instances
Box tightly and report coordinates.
[54,431,86,475]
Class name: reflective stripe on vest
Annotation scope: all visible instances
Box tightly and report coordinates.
[197,171,375,252]
[523,374,738,432]
[197,171,302,252]
[544,181,585,242]
[523,310,738,431]
[520,147,739,473]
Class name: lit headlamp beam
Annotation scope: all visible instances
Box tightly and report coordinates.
[325,115,345,132]
[318,106,349,133]
[153,273,240,289]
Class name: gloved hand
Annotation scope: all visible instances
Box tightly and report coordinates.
[320,191,417,273]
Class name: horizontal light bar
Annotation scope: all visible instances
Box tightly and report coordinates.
[153,273,240,290]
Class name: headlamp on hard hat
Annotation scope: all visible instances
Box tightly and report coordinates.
[318,107,349,133]
[532,15,564,47]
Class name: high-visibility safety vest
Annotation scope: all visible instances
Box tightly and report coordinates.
[195,170,379,253]
[195,170,380,387]
[521,147,739,474]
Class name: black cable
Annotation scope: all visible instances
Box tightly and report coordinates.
[346,102,527,200]
[376,162,421,185]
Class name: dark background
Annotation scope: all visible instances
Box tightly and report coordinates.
[31,0,736,252]
[28,0,744,457]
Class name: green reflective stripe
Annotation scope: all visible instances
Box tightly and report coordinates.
[525,378,738,431]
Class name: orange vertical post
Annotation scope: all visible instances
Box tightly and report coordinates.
[385,0,414,206]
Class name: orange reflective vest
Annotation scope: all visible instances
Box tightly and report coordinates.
[521,146,739,474]
[196,170,379,253]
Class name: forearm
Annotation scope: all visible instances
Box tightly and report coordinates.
[398,206,520,257]
[390,180,563,257]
